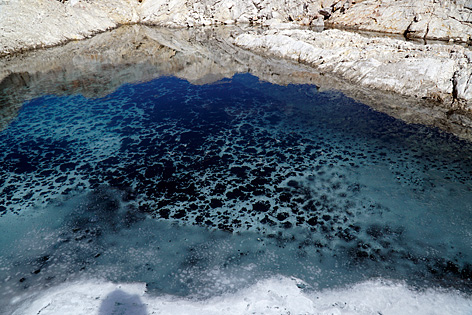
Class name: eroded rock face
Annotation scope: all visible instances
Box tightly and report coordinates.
[140,0,472,43]
[0,0,140,56]
[327,0,472,43]
[234,28,472,106]
[139,0,472,44]
[1,25,472,140]
[139,0,325,27]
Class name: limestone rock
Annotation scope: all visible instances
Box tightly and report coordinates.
[233,28,472,106]
[327,0,472,43]
[0,0,140,57]
[1,0,471,57]
[139,0,324,26]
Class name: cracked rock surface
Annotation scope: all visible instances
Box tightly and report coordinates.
[234,27,472,107]
[327,0,472,43]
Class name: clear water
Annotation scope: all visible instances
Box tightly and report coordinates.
[0,73,471,311]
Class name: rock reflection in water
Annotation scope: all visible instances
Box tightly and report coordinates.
[1,25,472,139]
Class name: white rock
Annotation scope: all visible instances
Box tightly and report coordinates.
[233,28,472,103]
[328,0,472,43]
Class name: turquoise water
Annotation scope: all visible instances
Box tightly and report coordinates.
[0,73,471,310]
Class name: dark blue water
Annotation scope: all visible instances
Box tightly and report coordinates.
[0,73,471,310]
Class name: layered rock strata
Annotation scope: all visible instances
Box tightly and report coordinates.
[327,0,472,43]
[0,0,139,56]
[140,0,472,43]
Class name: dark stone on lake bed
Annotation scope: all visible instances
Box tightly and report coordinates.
[287,180,299,188]
[281,221,292,229]
[230,166,250,178]
[159,209,170,219]
[210,198,223,208]
[336,229,356,242]
[213,183,226,194]
[278,192,291,203]
[276,212,289,221]
[322,214,331,221]
[226,188,247,200]
[260,215,276,226]
[253,201,270,212]
[366,224,383,239]
[307,216,318,226]
[172,210,186,219]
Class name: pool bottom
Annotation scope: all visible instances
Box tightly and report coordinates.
[1,74,471,312]
[0,187,470,313]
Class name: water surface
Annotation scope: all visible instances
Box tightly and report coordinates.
[0,72,471,312]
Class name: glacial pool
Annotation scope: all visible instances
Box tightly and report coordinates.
[0,72,471,314]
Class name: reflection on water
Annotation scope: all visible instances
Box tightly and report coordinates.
[0,26,471,313]
[1,25,472,139]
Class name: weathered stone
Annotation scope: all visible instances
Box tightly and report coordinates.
[233,28,472,106]
[0,0,139,57]
[327,0,472,43]
[1,0,471,57]
[464,0,472,10]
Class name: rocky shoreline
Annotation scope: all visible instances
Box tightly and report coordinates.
[233,27,472,108]
[1,0,471,57]
[1,0,472,138]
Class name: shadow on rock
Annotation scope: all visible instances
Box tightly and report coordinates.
[99,289,148,315]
